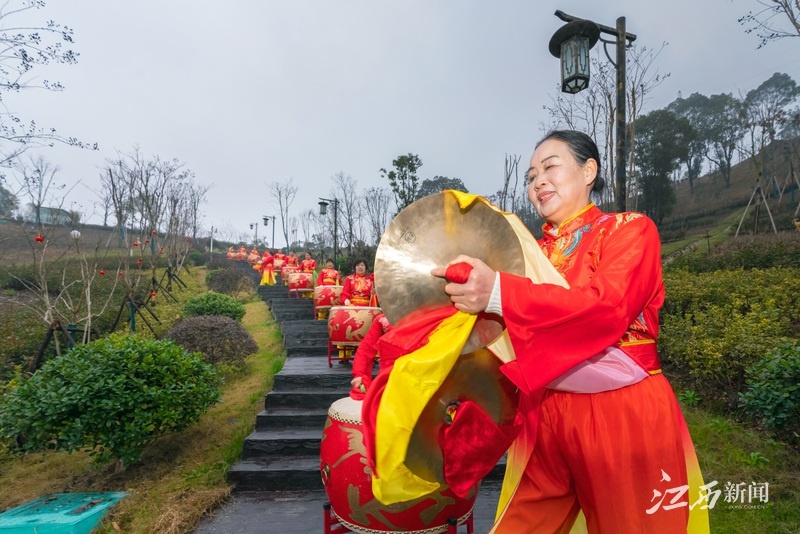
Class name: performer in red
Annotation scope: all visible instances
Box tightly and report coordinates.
[341,259,375,306]
[316,259,340,286]
[273,250,287,268]
[300,251,317,273]
[350,313,392,399]
[258,249,276,286]
[286,250,299,267]
[432,130,707,533]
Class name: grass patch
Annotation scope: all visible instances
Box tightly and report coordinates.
[683,404,800,533]
[0,269,286,534]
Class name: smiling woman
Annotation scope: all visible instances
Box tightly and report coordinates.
[432,130,710,533]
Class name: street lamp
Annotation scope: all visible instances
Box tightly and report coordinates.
[318,197,339,261]
[248,222,259,247]
[262,215,276,249]
[209,226,216,262]
[549,10,637,213]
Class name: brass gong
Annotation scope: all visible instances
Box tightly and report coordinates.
[373,192,525,484]
[374,192,527,352]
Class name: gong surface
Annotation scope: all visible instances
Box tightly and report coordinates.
[374,192,526,328]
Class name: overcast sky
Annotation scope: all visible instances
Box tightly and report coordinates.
[9,0,800,246]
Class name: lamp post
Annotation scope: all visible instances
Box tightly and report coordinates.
[318,197,339,261]
[248,222,259,247]
[209,226,215,262]
[549,10,637,213]
[262,215,276,249]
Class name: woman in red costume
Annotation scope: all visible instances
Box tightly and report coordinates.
[258,249,276,286]
[341,258,374,306]
[350,313,392,399]
[316,258,340,286]
[286,250,299,267]
[300,251,317,273]
[433,130,706,533]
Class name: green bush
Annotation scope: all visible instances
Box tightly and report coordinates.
[0,334,221,466]
[182,291,245,322]
[165,315,258,370]
[740,341,800,439]
[659,268,800,406]
[666,233,800,273]
[205,267,254,297]
[186,250,207,266]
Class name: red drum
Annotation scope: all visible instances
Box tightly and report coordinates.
[274,258,285,269]
[314,285,343,320]
[247,253,260,264]
[321,397,476,534]
[327,306,382,366]
[288,272,314,298]
[281,265,298,285]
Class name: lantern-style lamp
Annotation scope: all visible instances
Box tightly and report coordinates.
[69,230,81,240]
[548,20,600,94]
[318,200,329,216]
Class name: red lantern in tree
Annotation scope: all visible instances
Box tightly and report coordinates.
[150,291,156,297]
[118,271,124,276]
[145,239,150,244]
[133,242,139,247]
[35,235,44,243]
[152,230,157,235]
[99,270,105,275]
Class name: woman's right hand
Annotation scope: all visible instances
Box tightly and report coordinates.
[351,376,363,389]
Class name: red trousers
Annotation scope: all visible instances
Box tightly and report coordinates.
[496,374,690,534]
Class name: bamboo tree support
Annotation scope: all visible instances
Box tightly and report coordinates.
[735,183,778,236]
[110,296,161,336]
[150,275,178,303]
[30,319,76,372]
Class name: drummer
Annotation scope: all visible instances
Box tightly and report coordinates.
[286,250,299,267]
[341,258,374,306]
[432,130,704,533]
[300,251,317,273]
[350,313,392,399]
[316,259,340,286]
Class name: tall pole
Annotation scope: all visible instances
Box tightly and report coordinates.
[271,217,275,249]
[333,200,338,262]
[209,226,214,263]
[615,16,627,213]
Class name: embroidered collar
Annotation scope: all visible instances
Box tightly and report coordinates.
[542,203,603,239]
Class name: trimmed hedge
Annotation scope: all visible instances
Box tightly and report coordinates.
[0,334,221,466]
[182,291,245,322]
[165,315,258,370]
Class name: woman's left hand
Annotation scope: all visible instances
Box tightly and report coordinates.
[430,255,495,314]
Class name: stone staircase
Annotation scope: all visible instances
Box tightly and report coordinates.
[227,265,505,493]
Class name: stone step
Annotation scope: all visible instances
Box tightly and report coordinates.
[272,358,351,390]
[285,345,329,357]
[256,407,329,430]
[271,309,315,322]
[265,390,348,411]
[280,320,328,337]
[228,456,323,492]
[241,428,321,458]
[284,335,328,348]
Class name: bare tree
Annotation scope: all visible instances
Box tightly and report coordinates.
[499,154,522,211]
[269,178,298,250]
[0,1,96,168]
[362,186,392,245]
[544,43,670,210]
[739,0,800,48]
[330,172,360,255]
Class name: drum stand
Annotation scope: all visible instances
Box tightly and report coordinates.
[323,502,474,533]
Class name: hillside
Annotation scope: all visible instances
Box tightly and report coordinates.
[660,139,799,235]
